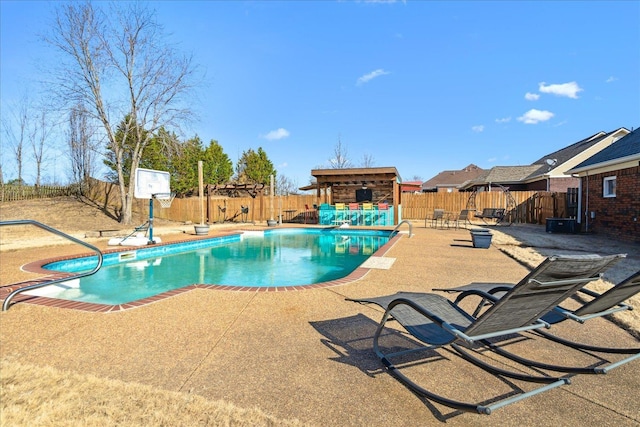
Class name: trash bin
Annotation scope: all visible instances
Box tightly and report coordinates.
[546,218,577,233]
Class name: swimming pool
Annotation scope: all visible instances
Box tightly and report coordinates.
[29,228,393,305]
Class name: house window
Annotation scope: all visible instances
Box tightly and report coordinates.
[603,176,616,198]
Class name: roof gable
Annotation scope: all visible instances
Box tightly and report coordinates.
[569,127,640,172]
[460,165,541,189]
[526,127,630,180]
[484,166,541,183]
[421,164,485,189]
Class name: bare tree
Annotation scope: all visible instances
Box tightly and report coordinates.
[360,153,376,168]
[67,104,97,194]
[329,136,352,169]
[29,108,56,187]
[45,1,199,224]
[2,99,29,185]
[276,174,299,195]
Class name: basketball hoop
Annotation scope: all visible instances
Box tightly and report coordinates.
[154,192,175,208]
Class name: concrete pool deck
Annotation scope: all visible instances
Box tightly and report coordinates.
[1,223,639,426]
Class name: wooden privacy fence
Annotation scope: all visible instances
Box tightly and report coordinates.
[152,191,568,225]
[69,179,570,225]
[160,194,320,224]
[0,184,80,202]
[82,179,320,224]
[401,191,570,224]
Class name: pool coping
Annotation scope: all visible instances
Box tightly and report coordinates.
[1,228,404,312]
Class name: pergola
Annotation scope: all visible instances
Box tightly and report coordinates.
[309,167,402,224]
[205,183,265,223]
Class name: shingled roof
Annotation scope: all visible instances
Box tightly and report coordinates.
[463,165,541,188]
[421,164,485,191]
[569,127,640,173]
[524,129,628,180]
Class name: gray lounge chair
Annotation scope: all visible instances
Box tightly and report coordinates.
[347,253,624,415]
[434,268,640,374]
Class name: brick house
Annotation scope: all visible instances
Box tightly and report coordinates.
[401,181,423,193]
[566,128,640,243]
[421,164,485,192]
[460,128,630,193]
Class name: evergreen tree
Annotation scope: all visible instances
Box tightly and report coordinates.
[202,139,233,185]
[236,147,276,186]
[140,127,175,173]
[103,115,148,186]
[171,135,204,195]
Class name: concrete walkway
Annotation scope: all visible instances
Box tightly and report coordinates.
[1,224,639,426]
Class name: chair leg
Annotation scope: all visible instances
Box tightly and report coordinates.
[371,311,569,415]
[482,336,640,375]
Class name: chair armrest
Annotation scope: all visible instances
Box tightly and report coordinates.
[453,289,507,305]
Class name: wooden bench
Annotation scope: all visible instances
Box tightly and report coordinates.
[475,208,506,224]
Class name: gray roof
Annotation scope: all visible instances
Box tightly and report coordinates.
[421,164,485,190]
[462,165,541,189]
[525,130,617,180]
[570,127,640,171]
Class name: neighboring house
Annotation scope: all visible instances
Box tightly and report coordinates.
[523,127,630,192]
[400,180,423,193]
[421,164,485,192]
[566,127,640,243]
[460,128,630,192]
[460,165,541,192]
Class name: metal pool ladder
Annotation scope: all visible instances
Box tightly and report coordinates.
[1,220,104,311]
[390,220,413,238]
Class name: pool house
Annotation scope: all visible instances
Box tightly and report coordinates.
[309,167,402,226]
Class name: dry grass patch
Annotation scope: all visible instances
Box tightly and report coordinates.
[492,229,640,339]
[1,358,311,427]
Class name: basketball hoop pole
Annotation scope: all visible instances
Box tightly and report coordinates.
[148,196,156,244]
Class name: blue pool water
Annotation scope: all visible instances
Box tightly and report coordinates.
[38,228,391,305]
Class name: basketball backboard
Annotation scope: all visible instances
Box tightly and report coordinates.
[134,168,171,199]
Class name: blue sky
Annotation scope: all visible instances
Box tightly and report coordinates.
[1,1,639,188]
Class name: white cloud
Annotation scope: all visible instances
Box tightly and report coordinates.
[517,109,554,124]
[524,92,540,101]
[538,81,583,99]
[356,69,390,85]
[606,76,618,83]
[487,157,497,163]
[495,117,511,124]
[471,125,484,133]
[262,128,290,140]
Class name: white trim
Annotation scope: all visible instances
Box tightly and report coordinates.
[603,176,616,198]
[567,155,640,175]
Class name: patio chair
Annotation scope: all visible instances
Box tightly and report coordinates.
[362,203,374,226]
[334,203,348,225]
[451,209,472,229]
[346,253,623,414]
[433,267,639,373]
[377,202,389,225]
[349,203,361,225]
[424,209,446,229]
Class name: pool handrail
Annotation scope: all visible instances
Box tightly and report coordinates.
[1,219,104,311]
[390,220,413,238]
